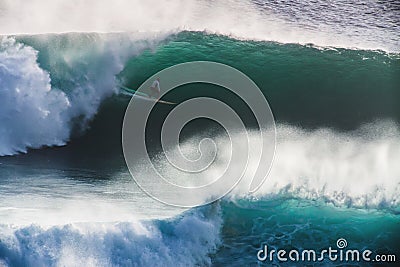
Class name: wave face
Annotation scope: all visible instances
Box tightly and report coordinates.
[121,32,399,129]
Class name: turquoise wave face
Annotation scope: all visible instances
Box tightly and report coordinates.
[213,199,400,266]
[120,32,400,129]
[12,31,400,142]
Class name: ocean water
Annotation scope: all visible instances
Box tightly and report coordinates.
[0,0,399,266]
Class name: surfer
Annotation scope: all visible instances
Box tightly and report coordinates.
[149,78,161,99]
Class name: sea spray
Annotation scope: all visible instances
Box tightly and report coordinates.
[0,203,222,267]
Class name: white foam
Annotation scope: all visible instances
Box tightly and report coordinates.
[233,122,400,210]
[0,204,221,267]
[154,121,400,210]
[0,37,70,155]
[0,34,163,155]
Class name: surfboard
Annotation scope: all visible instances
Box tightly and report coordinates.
[119,85,176,105]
